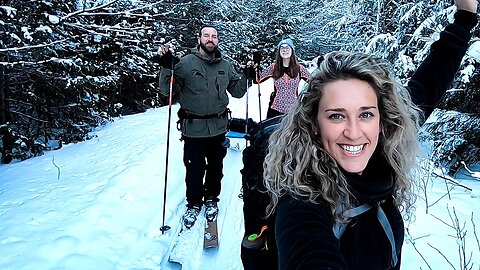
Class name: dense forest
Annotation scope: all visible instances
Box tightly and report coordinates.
[0,0,479,175]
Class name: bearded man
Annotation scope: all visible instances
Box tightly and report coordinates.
[158,25,249,228]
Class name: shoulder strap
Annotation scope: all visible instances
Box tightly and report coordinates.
[376,203,398,267]
[333,203,371,239]
[333,202,398,268]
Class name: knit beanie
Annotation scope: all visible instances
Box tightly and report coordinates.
[277,38,295,50]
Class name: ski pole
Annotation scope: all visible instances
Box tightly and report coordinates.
[245,65,249,147]
[160,55,176,234]
[253,52,262,125]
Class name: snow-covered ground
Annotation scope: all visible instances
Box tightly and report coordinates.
[1,79,479,270]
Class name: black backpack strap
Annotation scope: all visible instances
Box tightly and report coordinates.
[178,107,228,121]
[177,108,229,132]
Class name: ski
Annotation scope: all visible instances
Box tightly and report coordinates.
[204,219,219,248]
[168,220,204,265]
[164,203,204,267]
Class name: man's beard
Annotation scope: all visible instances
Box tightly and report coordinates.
[200,41,217,55]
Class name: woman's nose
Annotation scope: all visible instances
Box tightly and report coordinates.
[343,120,362,139]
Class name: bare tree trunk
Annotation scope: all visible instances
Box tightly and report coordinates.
[375,0,383,34]
[0,65,5,125]
[0,65,13,164]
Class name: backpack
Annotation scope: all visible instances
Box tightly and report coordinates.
[239,115,283,270]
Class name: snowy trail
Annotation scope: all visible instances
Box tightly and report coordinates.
[0,108,187,269]
[0,79,274,270]
[1,77,480,269]
[162,138,246,270]
[197,144,245,270]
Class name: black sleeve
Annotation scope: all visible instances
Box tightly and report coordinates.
[275,195,347,270]
[408,10,477,119]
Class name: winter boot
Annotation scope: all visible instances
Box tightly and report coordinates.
[204,199,219,222]
[182,205,201,229]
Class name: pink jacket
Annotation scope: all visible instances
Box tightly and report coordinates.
[258,64,310,113]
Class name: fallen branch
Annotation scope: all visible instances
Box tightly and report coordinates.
[430,170,472,191]
[52,156,60,180]
[461,161,480,180]
[10,110,48,123]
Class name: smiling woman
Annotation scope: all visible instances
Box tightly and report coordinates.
[315,78,381,174]
[256,38,311,119]
[262,2,478,269]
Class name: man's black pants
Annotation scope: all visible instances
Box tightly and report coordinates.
[183,133,227,207]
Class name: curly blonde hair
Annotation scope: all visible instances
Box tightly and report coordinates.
[264,51,422,221]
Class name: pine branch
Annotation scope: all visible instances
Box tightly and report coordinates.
[0,37,79,53]
[0,56,78,68]
[79,1,174,17]
[10,110,48,123]
[65,22,152,33]
[64,23,111,38]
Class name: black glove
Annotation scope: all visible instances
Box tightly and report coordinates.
[253,51,262,65]
[243,65,256,81]
[156,51,179,69]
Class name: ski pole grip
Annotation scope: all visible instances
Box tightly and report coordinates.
[253,51,262,65]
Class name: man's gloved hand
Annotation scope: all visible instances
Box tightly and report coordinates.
[154,45,180,69]
[158,50,179,69]
[243,64,256,81]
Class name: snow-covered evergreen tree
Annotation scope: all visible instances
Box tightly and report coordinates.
[0,0,478,175]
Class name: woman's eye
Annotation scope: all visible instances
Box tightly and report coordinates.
[328,114,343,120]
[360,112,374,119]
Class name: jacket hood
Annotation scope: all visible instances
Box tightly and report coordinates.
[192,46,222,64]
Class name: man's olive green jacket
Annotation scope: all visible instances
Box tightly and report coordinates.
[159,47,247,138]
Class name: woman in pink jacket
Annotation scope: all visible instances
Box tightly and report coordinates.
[257,38,310,119]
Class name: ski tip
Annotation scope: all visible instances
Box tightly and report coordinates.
[204,220,219,248]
